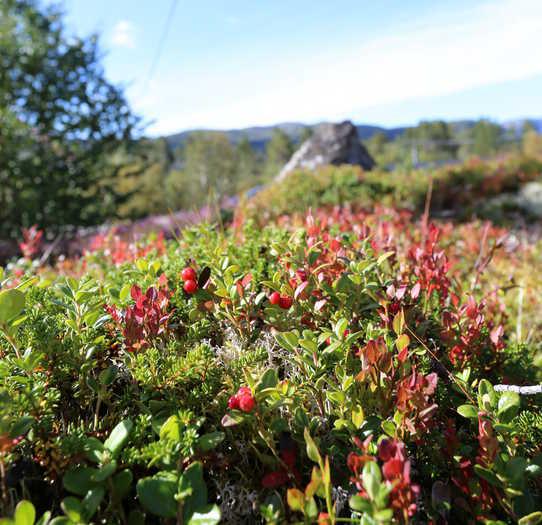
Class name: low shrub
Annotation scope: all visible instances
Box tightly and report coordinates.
[0,206,541,524]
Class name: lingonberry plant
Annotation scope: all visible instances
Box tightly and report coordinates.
[1,160,542,524]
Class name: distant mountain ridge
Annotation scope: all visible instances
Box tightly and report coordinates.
[164,122,408,152]
[162,118,542,152]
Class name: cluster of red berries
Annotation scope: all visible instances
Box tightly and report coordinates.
[269,291,293,309]
[181,267,198,294]
[227,386,256,413]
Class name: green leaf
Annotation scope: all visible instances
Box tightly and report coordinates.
[519,512,542,525]
[84,437,105,463]
[323,340,343,354]
[505,457,527,487]
[275,331,299,352]
[377,251,394,265]
[81,487,105,521]
[0,289,25,323]
[362,461,381,501]
[351,405,365,428]
[457,404,479,419]
[286,488,304,512]
[160,415,183,442]
[14,501,35,525]
[474,465,502,487]
[112,469,133,500]
[381,420,396,437]
[127,510,145,525]
[374,509,394,521]
[179,462,207,521]
[92,460,117,482]
[478,379,497,410]
[303,428,321,464]
[256,369,278,392]
[61,497,83,523]
[349,494,372,513]
[392,310,404,335]
[63,467,99,496]
[9,416,34,439]
[119,283,131,301]
[334,318,348,338]
[135,259,148,272]
[137,475,177,518]
[35,511,51,525]
[98,366,117,386]
[299,339,318,353]
[304,497,318,519]
[395,334,410,352]
[197,432,225,452]
[104,419,132,456]
[220,413,245,427]
[497,391,520,423]
[187,505,221,525]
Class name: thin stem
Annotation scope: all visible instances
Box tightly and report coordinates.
[1,326,21,359]
[405,325,476,405]
[0,456,8,511]
[94,395,102,431]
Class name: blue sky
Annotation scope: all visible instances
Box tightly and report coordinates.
[55,0,542,136]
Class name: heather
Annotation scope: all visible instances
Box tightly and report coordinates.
[1,196,541,524]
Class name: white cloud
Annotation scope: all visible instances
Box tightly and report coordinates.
[111,20,136,49]
[131,0,542,134]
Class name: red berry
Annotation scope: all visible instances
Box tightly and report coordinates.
[237,386,252,396]
[239,393,256,413]
[228,395,240,410]
[183,279,198,294]
[229,386,255,412]
[280,448,297,468]
[181,267,197,281]
[269,291,281,305]
[261,470,289,488]
[279,295,293,310]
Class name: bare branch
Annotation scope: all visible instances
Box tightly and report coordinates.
[493,384,542,395]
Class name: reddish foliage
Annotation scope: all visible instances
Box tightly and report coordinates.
[105,274,172,352]
[348,437,419,523]
[356,337,392,383]
[87,229,166,265]
[407,223,451,304]
[395,370,438,436]
[19,225,43,259]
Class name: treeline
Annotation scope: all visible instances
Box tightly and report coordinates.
[112,128,302,220]
[116,119,542,221]
[366,119,542,167]
[0,0,138,239]
[0,0,300,238]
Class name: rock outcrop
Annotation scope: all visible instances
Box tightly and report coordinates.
[277,120,375,180]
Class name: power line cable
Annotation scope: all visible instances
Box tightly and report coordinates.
[144,0,178,90]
